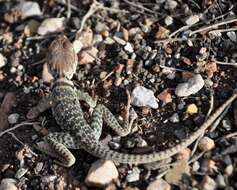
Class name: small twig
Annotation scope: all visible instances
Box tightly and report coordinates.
[209,104,231,132]
[222,132,237,139]
[0,122,39,137]
[189,151,205,164]
[159,65,190,73]
[7,132,38,157]
[206,92,214,120]
[169,26,192,38]
[155,37,200,44]
[101,70,115,82]
[78,0,127,34]
[209,27,237,34]
[122,0,157,15]
[66,0,72,20]
[191,92,213,157]
[189,17,237,36]
[215,60,237,67]
[31,58,46,66]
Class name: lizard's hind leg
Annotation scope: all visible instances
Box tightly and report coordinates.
[91,104,134,137]
[40,132,79,167]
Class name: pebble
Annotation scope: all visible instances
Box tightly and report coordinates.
[126,167,140,182]
[76,28,93,48]
[78,47,98,65]
[216,174,226,188]
[113,36,126,45]
[85,160,119,187]
[165,160,190,184]
[155,25,170,39]
[34,162,44,174]
[175,74,204,97]
[93,34,103,44]
[37,17,65,35]
[14,1,42,19]
[122,28,129,41]
[192,161,200,172]
[108,141,120,150]
[165,0,178,10]
[15,168,28,179]
[184,15,200,25]
[201,176,217,190]
[104,37,115,44]
[186,103,198,114]
[131,86,158,109]
[176,148,191,160]
[164,16,173,26]
[124,42,134,53]
[72,40,83,54]
[227,31,236,42]
[10,67,16,74]
[157,89,172,104]
[7,113,19,124]
[24,20,40,36]
[146,178,171,190]
[41,175,57,183]
[222,119,232,131]
[0,178,17,190]
[224,164,234,176]
[169,113,180,123]
[136,138,148,147]
[0,54,7,68]
[198,136,215,151]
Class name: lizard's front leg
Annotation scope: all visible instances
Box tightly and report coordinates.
[27,94,53,119]
[37,132,79,167]
[76,90,97,108]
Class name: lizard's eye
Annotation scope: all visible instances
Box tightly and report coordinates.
[63,41,72,50]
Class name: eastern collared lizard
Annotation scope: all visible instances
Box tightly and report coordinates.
[27,35,237,167]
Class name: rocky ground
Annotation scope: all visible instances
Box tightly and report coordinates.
[1,0,237,189]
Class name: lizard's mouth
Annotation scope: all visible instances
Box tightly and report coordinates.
[46,35,78,80]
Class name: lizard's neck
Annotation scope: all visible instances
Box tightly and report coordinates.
[52,78,74,89]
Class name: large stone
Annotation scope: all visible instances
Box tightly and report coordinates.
[132,86,158,109]
[147,179,171,190]
[85,160,119,187]
[175,74,204,97]
[38,18,65,35]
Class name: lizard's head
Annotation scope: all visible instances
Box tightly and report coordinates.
[46,35,78,80]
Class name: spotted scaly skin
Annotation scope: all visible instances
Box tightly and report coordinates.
[27,35,237,167]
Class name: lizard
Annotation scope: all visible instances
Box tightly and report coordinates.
[27,35,237,167]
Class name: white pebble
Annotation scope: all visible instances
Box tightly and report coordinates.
[72,40,83,54]
[175,74,204,97]
[113,36,126,45]
[124,42,134,53]
[185,15,200,25]
[126,167,140,182]
[38,18,65,35]
[198,136,215,151]
[0,54,7,68]
[0,178,17,190]
[165,16,173,26]
[132,86,158,109]
[14,1,42,19]
[8,113,20,124]
[227,31,237,42]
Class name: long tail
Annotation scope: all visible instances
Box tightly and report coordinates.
[83,93,237,164]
